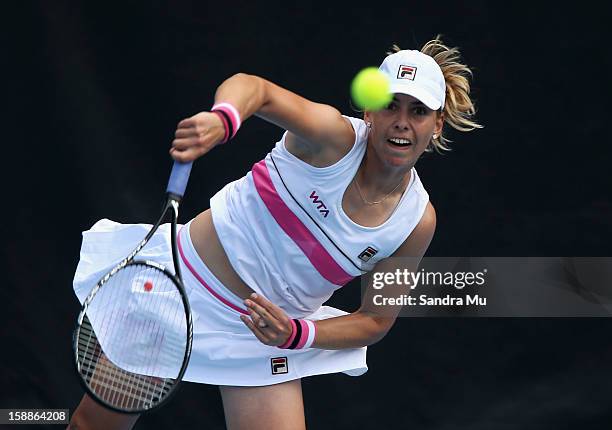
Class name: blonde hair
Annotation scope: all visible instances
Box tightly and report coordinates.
[388,35,483,152]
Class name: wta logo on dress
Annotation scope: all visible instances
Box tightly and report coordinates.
[397,65,417,80]
[309,191,329,218]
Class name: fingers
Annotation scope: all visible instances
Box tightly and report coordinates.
[174,128,192,139]
[240,315,270,343]
[169,146,204,163]
[245,300,281,331]
[177,117,195,128]
[241,293,292,346]
[248,307,268,328]
[170,137,193,151]
[169,134,212,162]
[247,293,287,321]
[169,112,225,162]
[244,300,280,332]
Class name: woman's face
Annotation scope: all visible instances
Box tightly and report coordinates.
[364,93,443,168]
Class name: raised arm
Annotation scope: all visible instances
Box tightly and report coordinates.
[170,73,354,164]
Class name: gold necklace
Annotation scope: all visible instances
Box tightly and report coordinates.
[353,174,405,205]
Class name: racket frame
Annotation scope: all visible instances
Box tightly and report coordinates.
[73,193,194,414]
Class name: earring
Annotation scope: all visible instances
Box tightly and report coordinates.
[433,134,438,139]
[366,122,372,128]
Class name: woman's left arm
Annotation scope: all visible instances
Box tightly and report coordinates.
[312,202,437,349]
[242,202,437,350]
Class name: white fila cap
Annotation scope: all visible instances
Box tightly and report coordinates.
[379,50,446,111]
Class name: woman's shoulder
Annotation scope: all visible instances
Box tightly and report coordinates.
[281,115,367,169]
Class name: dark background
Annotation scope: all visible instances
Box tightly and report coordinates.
[4,1,612,429]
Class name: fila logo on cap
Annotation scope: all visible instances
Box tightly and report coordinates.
[358,246,378,262]
[397,65,417,80]
[379,50,445,110]
[271,357,288,375]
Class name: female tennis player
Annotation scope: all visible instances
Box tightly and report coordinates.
[68,37,481,429]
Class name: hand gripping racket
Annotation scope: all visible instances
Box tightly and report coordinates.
[73,161,194,414]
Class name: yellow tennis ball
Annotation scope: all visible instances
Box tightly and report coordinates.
[350,67,392,111]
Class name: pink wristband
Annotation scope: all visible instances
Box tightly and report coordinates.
[278,319,316,350]
[278,319,298,349]
[211,102,241,139]
[210,110,230,144]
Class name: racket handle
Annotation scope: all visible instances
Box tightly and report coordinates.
[166,161,193,198]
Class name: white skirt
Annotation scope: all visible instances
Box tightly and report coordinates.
[73,219,368,386]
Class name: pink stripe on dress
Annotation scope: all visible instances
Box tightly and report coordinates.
[177,227,248,315]
[251,160,354,286]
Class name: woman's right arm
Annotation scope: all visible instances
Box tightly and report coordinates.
[170,73,354,163]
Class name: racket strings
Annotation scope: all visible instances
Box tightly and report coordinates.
[78,315,175,410]
[77,263,188,411]
[78,348,170,395]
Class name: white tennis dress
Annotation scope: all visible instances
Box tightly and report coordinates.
[73,116,429,386]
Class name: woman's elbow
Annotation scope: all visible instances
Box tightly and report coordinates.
[362,313,396,346]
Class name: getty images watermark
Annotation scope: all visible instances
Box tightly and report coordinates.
[360,257,612,317]
[371,267,488,307]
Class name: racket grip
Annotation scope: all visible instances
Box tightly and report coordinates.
[166,161,193,198]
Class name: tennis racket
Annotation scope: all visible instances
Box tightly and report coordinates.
[73,161,194,414]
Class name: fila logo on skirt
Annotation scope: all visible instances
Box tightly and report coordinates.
[271,357,288,375]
